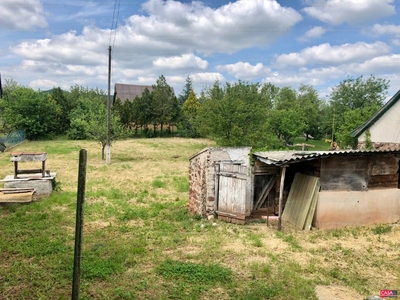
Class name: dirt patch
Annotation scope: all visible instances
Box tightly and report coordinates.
[126,218,145,227]
[315,285,364,300]
[85,220,111,232]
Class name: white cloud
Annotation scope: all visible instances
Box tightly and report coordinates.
[29,79,59,90]
[166,72,226,93]
[298,26,326,42]
[303,0,395,25]
[345,54,400,74]
[11,29,109,66]
[153,54,208,70]
[216,62,271,79]
[261,66,346,90]
[7,0,302,94]
[188,72,225,85]
[392,39,400,46]
[371,24,400,38]
[275,42,391,67]
[0,0,47,30]
[130,0,302,54]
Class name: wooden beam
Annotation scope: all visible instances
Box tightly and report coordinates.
[278,166,287,231]
[254,176,276,210]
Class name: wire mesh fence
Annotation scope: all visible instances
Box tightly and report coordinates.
[0,130,26,152]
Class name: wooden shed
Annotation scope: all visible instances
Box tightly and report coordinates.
[253,149,400,229]
[189,147,400,229]
[188,147,253,224]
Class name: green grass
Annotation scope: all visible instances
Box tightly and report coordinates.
[275,231,302,250]
[293,137,331,151]
[372,224,392,235]
[0,138,399,299]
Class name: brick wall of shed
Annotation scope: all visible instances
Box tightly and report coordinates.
[205,160,216,215]
[189,150,214,217]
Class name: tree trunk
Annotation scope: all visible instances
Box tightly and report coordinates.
[102,143,106,160]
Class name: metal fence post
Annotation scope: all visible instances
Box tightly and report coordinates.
[72,149,87,300]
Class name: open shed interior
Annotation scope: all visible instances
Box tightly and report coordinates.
[252,151,400,224]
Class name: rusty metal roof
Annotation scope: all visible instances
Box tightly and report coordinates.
[114,83,175,104]
[253,149,400,166]
[114,83,154,104]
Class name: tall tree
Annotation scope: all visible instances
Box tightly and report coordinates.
[67,87,124,159]
[135,88,154,134]
[49,87,75,134]
[178,75,193,108]
[268,109,306,146]
[112,97,133,130]
[268,86,306,146]
[297,84,323,140]
[0,86,61,139]
[197,80,271,147]
[329,75,389,147]
[151,75,177,134]
[336,104,381,148]
[180,89,201,137]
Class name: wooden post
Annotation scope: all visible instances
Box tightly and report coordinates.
[278,166,286,231]
[106,45,111,165]
[72,149,87,300]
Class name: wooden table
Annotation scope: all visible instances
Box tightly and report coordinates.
[10,152,48,179]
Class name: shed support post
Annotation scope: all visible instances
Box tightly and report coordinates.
[214,164,220,215]
[278,166,286,231]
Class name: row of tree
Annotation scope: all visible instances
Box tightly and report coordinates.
[0,74,389,152]
[192,75,388,148]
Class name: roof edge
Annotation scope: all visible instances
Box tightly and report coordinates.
[350,89,400,138]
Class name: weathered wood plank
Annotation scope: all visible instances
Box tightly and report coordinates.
[254,176,276,210]
[10,153,47,162]
[370,154,399,175]
[368,174,398,189]
[320,156,369,191]
[217,163,248,222]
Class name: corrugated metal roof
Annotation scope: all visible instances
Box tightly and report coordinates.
[114,83,154,104]
[254,149,400,166]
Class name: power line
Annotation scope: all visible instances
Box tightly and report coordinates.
[109,0,119,46]
[112,0,120,49]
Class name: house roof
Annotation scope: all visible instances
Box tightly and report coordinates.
[350,89,400,138]
[114,83,154,104]
[113,83,176,104]
[253,149,400,166]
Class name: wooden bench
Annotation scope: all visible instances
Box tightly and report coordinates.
[10,152,48,179]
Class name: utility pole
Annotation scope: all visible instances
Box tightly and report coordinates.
[106,46,111,165]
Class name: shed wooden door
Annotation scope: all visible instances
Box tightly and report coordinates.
[216,163,248,224]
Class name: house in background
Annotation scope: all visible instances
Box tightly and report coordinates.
[351,89,400,150]
[113,83,154,104]
[113,83,175,104]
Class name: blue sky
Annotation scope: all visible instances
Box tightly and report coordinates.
[1,0,400,99]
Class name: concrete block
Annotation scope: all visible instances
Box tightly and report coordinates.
[4,179,52,198]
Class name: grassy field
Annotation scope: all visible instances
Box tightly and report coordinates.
[292,137,332,151]
[0,138,399,300]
